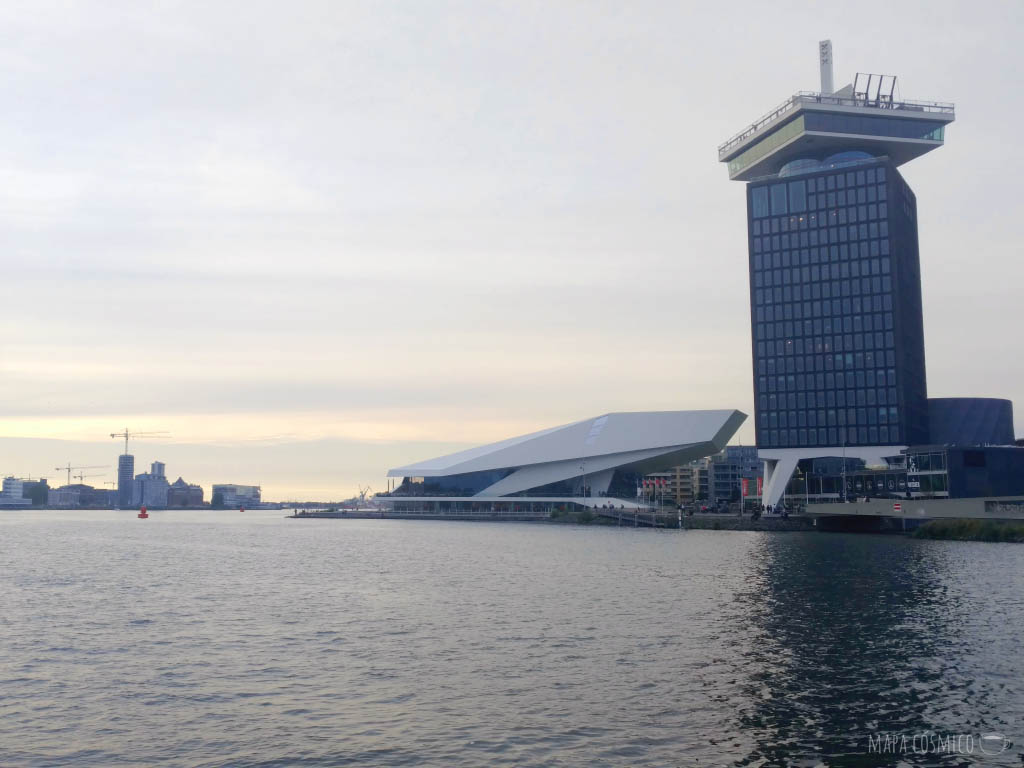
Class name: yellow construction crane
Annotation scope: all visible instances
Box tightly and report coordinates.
[55,464,107,487]
[73,472,105,485]
[109,428,170,455]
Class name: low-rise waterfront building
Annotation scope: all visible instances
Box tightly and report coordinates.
[776,444,1024,503]
[48,487,80,507]
[212,484,261,508]
[21,479,50,506]
[167,477,204,507]
[3,477,24,498]
[49,483,113,508]
[906,445,1024,499]
[0,477,33,508]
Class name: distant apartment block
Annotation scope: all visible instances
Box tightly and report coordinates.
[646,446,762,505]
[709,446,762,503]
[666,465,695,504]
[133,461,170,507]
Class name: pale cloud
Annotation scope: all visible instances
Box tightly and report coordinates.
[0,410,549,445]
[2,0,1022,499]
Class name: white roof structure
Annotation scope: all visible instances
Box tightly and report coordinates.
[387,410,746,498]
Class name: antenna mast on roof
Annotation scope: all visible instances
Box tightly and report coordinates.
[819,39,834,94]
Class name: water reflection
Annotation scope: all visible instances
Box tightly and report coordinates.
[726,533,1014,765]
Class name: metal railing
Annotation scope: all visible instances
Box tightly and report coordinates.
[718,91,955,159]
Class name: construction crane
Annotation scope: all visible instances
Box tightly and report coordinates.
[73,472,105,485]
[55,464,107,487]
[109,428,170,455]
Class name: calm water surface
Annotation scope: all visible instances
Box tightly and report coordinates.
[1,510,1022,767]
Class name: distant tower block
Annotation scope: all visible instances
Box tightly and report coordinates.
[718,43,955,507]
[117,454,135,509]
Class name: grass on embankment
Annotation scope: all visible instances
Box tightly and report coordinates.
[913,518,1024,542]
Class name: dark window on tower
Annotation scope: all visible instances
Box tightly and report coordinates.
[752,187,769,218]
[770,183,788,215]
[788,180,807,213]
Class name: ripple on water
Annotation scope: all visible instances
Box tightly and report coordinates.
[2,513,1024,766]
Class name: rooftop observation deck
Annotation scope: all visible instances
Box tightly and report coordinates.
[719,90,955,181]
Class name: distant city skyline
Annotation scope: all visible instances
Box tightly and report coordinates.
[2,1,1022,501]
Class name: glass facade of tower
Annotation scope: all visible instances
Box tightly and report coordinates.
[747,158,929,450]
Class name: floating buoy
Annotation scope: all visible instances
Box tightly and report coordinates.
[138,506,149,519]
[239,507,245,513]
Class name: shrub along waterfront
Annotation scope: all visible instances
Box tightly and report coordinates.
[913,519,1024,542]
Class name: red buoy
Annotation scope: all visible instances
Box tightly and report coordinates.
[138,506,149,519]
[239,507,245,513]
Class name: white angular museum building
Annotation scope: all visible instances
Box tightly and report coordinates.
[383,409,745,510]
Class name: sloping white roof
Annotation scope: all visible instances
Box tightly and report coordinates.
[388,410,745,478]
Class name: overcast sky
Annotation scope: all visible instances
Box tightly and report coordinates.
[2,1,1022,501]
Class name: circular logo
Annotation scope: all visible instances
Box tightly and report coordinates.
[978,733,1009,755]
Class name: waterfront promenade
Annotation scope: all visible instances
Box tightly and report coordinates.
[289,507,813,530]
[812,496,1024,521]
[290,494,1024,531]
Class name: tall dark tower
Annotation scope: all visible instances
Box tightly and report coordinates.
[117,454,134,508]
[718,41,954,506]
